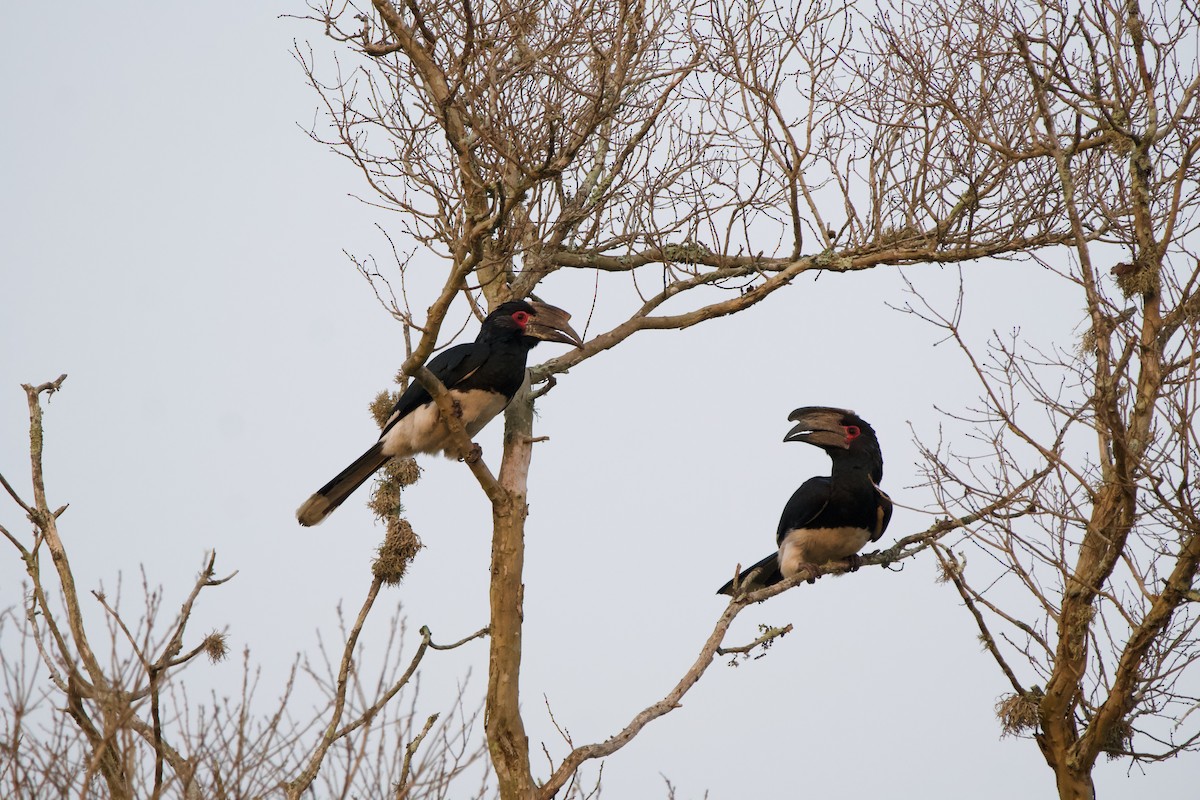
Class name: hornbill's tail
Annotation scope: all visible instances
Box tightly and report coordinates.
[716,553,784,596]
[297,442,390,527]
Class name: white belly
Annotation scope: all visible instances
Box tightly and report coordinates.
[379,389,510,458]
[778,526,873,578]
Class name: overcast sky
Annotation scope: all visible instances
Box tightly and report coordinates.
[1,3,1194,797]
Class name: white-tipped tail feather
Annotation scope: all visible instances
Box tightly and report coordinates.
[296,442,390,527]
[295,494,334,527]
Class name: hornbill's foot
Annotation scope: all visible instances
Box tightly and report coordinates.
[459,443,483,464]
[845,553,863,572]
[798,562,820,584]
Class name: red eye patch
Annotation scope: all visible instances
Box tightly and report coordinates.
[844,425,862,441]
[512,311,530,326]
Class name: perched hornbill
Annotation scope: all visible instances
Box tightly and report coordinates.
[296,300,583,527]
[717,407,893,595]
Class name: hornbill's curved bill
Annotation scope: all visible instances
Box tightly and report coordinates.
[296,300,583,527]
[717,406,893,595]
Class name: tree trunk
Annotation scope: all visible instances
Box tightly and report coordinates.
[485,384,536,799]
[1050,759,1096,800]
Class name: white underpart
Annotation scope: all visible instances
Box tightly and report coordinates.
[778,526,873,578]
[379,389,510,458]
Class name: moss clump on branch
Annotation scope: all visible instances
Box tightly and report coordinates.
[202,632,229,663]
[996,689,1043,737]
[370,390,401,429]
[373,517,422,585]
[1100,717,1134,760]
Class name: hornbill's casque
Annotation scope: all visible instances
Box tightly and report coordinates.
[296,300,583,527]
[717,407,893,595]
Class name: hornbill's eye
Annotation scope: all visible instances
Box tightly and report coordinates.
[844,425,861,441]
[512,311,530,326]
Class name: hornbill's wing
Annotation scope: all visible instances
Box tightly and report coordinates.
[774,476,833,544]
[380,340,493,436]
[870,486,893,542]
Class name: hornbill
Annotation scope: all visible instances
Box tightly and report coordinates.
[717,407,892,595]
[296,300,583,527]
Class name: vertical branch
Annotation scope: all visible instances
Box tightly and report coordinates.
[286,577,384,799]
[485,382,535,799]
[17,375,133,799]
[1014,31,1126,796]
[20,376,108,690]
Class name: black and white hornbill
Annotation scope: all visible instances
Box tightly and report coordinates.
[296,300,583,527]
[717,407,893,595]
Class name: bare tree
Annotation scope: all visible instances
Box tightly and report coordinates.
[881,1,1200,798]
[6,0,1197,797]
[0,378,490,799]
[286,0,1133,797]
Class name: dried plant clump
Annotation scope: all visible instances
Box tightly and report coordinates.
[202,632,229,663]
[370,390,401,429]
[936,551,964,584]
[369,455,421,521]
[373,517,423,585]
[368,475,403,520]
[385,456,422,488]
[1112,260,1161,299]
[996,691,1042,738]
[362,412,422,584]
[1101,718,1134,760]
[1181,292,1200,323]
[1067,603,1096,631]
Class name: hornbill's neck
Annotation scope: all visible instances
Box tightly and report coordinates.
[828,449,884,486]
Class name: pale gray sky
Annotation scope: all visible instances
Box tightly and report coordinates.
[1,3,1193,797]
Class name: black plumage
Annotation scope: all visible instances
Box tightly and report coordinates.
[717,407,892,595]
[296,300,582,527]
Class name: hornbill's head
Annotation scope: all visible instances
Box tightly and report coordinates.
[783,406,884,481]
[483,300,585,348]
